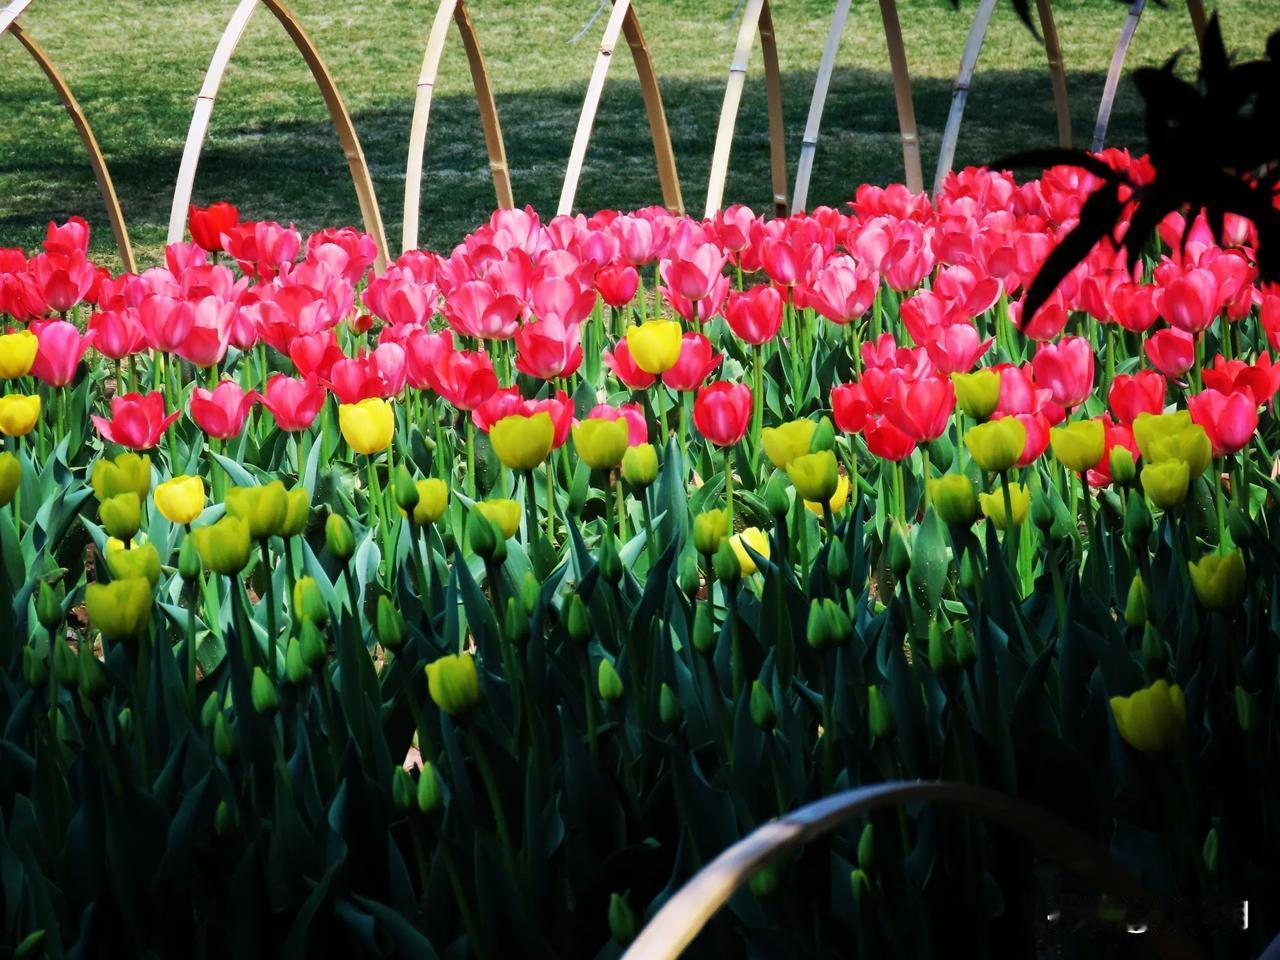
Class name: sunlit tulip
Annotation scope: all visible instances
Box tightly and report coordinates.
[951,369,1001,420]
[660,242,726,302]
[885,376,955,443]
[924,322,993,374]
[804,473,850,516]
[190,381,258,439]
[427,348,498,411]
[28,250,97,313]
[188,202,239,252]
[0,330,38,379]
[226,481,289,540]
[92,392,180,450]
[663,333,722,391]
[1144,328,1195,380]
[626,320,682,374]
[514,317,583,380]
[91,453,151,501]
[105,539,162,588]
[965,417,1026,473]
[831,382,871,434]
[863,417,915,461]
[602,338,657,389]
[0,394,41,437]
[621,443,659,488]
[0,453,19,507]
[154,475,206,525]
[491,413,555,471]
[978,482,1030,529]
[586,403,647,446]
[806,255,878,324]
[1133,412,1211,478]
[262,374,326,432]
[787,451,838,503]
[1049,419,1105,473]
[475,498,521,539]
[730,527,771,576]
[1108,370,1166,424]
[762,420,817,469]
[339,398,395,455]
[725,285,784,345]
[1110,680,1186,752]
[692,508,729,555]
[573,417,630,470]
[1031,336,1093,409]
[1187,388,1258,457]
[43,215,90,256]
[88,308,146,360]
[405,478,448,525]
[193,516,252,575]
[595,262,640,307]
[1157,266,1218,333]
[693,382,751,447]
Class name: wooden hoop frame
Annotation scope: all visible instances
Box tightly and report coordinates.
[792,0,922,211]
[403,0,512,253]
[1,0,136,271]
[1092,0,1208,152]
[622,780,1202,960]
[557,0,683,218]
[167,0,389,272]
[933,0,1072,196]
[704,0,788,219]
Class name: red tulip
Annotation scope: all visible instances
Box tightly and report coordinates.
[91,391,180,450]
[661,274,729,325]
[663,333,722,392]
[1109,281,1159,333]
[190,381,258,439]
[1031,336,1093,409]
[725,285,783,346]
[1087,417,1139,488]
[1001,410,1050,467]
[1156,266,1218,334]
[594,262,639,308]
[0,272,48,321]
[863,416,915,460]
[760,237,802,287]
[428,348,498,411]
[603,338,657,389]
[28,251,97,313]
[1144,327,1195,380]
[587,403,648,445]
[515,316,582,380]
[43,216,90,257]
[403,328,454,390]
[1011,290,1069,341]
[923,322,993,374]
[1188,388,1258,456]
[262,374,325,432]
[531,391,575,447]
[831,381,871,434]
[29,319,96,387]
[188,202,239,253]
[693,381,751,447]
[885,375,955,442]
[326,354,389,405]
[88,308,146,360]
[805,254,878,324]
[1108,370,1166,424]
[1202,355,1280,404]
[221,221,301,281]
[289,330,345,382]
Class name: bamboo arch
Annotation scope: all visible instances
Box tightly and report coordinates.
[1091,0,1208,152]
[792,0,922,211]
[403,0,512,253]
[933,0,1071,196]
[557,0,683,218]
[704,0,788,219]
[1,0,136,271]
[166,0,389,272]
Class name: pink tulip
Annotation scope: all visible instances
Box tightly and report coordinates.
[402,328,454,390]
[29,319,96,387]
[92,391,180,450]
[725,286,783,346]
[693,381,751,447]
[1156,266,1218,334]
[428,348,498,411]
[603,339,657,390]
[515,316,583,380]
[445,280,521,340]
[1087,416,1140,487]
[262,374,326,432]
[660,243,727,302]
[831,382,871,434]
[806,255,879,324]
[1031,336,1093,409]
[923,322,992,374]
[1144,328,1195,380]
[306,227,378,286]
[28,251,97,313]
[191,381,258,439]
[289,330,345,382]
[176,295,235,368]
[88,308,146,360]
[327,354,390,405]
[43,216,90,257]
[137,295,193,353]
[663,333,722,392]
[1188,388,1258,457]
[886,375,956,443]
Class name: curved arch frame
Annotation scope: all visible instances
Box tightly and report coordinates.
[1,0,135,271]
[403,0,512,253]
[933,0,1072,196]
[622,780,1202,960]
[166,0,389,272]
[557,0,683,218]
[792,0,923,211]
[704,0,788,219]
[1092,0,1208,153]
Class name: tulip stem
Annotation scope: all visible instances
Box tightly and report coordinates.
[1079,471,1094,543]
[751,345,764,450]
[615,471,626,543]
[639,489,658,569]
[523,470,537,549]
[368,455,386,583]
[999,470,1019,585]
[465,419,476,500]
[545,454,557,544]
[260,540,278,682]
[468,727,513,851]
[723,447,734,529]
[1214,457,1229,548]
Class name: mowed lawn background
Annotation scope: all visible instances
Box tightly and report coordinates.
[2,0,1279,269]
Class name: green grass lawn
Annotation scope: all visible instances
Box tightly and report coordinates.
[2,0,1278,269]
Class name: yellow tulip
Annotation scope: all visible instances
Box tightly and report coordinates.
[91,453,152,501]
[621,443,659,488]
[475,498,521,540]
[761,420,817,470]
[1188,550,1246,610]
[978,481,1030,529]
[625,320,682,374]
[1140,460,1190,509]
[1133,411,1211,478]
[0,394,40,437]
[193,516,252,575]
[928,474,979,525]
[105,539,162,588]
[490,412,555,471]
[225,481,288,540]
[154,475,205,525]
[425,652,481,716]
[339,397,395,455]
[805,473,850,516]
[1110,679,1186,752]
[730,527,771,576]
[0,452,20,508]
[964,417,1025,473]
[1050,419,1105,473]
[692,508,729,555]
[85,577,153,643]
[786,451,839,503]
[0,330,38,380]
[951,369,1001,421]
[573,418,630,470]
[410,478,449,525]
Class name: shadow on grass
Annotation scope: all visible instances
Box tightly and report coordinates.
[0,64,1130,265]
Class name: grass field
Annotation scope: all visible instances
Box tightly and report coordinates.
[2,0,1279,268]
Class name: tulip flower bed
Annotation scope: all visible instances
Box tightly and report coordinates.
[1,151,1277,957]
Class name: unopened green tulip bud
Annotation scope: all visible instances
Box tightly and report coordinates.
[928,618,956,673]
[712,538,741,584]
[1228,502,1252,546]
[1125,487,1153,545]
[621,443,659,488]
[376,595,407,651]
[659,682,683,729]
[806,599,831,650]
[850,868,872,903]
[959,550,981,593]
[1109,447,1137,486]
[857,823,875,870]
[179,537,202,581]
[280,486,310,538]
[1124,575,1151,629]
[22,646,47,689]
[466,509,498,559]
[193,516,252,576]
[214,801,235,839]
[598,658,624,702]
[391,766,414,812]
[200,690,221,729]
[1141,623,1167,673]
[749,865,781,898]
[763,470,791,518]
[929,474,979,526]
[520,571,540,616]
[393,465,419,514]
[692,508,729,555]
[251,666,279,715]
[677,551,701,596]
[325,513,355,560]
[693,602,715,654]
[1235,685,1261,733]
[504,597,529,646]
[425,653,481,717]
[417,761,444,814]
[300,619,327,668]
[36,580,65,632]
[226,481,289,540]
[809,415,837,453]
[824,598,853,646]
[1031,483,1055,532]
[117,706,133,739]
[827,538,850,582]
[100,492,141,541]
[868,685,893,740]
[608,893,636,945]
[0,452,20,507]
[952,621,975,666]
[52,635,77,685]
[285,636,309,685]
[565,594,591,643]
[213,711,237,759]
[78,644,108,700]
[293,577,328,627]
[750,680,777,731]
[598,535,622,584]
[1203,828,1219,876]
[886,520,910,580]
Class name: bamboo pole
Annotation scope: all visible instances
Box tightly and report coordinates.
[1035,0,1071,149]
[403,0,512,253]
[705,0,788,219]
[622,781,1202,960]
[879,0,923,193]
[1186,0,1207,49]
[792,0,850,214]
[1,7,136,271]
[1092,0,1145,153]
[167,0,389,272]
[933,0,999,196]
